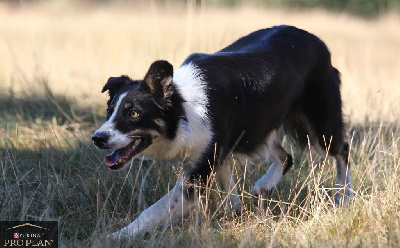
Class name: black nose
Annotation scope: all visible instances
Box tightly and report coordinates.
[92,132,109,148]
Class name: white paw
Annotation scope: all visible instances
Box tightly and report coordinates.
[334,183,354,207]
[107,230,124,240]
[107,223,143,240]
[251,182,275,198]
[251,162,282,197]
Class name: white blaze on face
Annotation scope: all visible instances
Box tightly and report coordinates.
[93,92,131,149]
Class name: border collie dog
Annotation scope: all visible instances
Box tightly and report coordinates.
[92,25,353,238]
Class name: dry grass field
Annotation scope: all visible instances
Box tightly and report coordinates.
[1,1,400,247]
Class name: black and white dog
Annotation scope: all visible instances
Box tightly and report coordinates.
[92,25,353,238]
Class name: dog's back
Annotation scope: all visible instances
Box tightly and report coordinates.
[181,25,344,157]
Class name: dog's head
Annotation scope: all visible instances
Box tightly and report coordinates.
[92,60,184,170]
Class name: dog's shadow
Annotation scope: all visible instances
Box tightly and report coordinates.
[0,88,101,125]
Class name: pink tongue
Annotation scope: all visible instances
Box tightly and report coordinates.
[104,145,132,167]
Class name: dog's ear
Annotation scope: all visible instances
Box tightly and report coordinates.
[144,60,174,99]
[101,76,131,94]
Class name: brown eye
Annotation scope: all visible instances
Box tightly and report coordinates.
[130,110,139,118]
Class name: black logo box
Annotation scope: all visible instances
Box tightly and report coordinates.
[0,221,58,248]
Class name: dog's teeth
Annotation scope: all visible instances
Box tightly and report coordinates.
[133,139,140,148]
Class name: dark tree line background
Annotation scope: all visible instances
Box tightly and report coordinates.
[212,0,400,17]
[4,0,400,17]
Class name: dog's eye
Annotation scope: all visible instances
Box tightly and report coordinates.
[130,110,139,118]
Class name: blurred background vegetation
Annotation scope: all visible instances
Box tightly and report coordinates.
[6,0,400,17]
[210,0,400,17]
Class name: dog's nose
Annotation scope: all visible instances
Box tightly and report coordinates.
[92,132,109,148]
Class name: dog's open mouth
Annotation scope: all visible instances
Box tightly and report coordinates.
[104,137,151,170]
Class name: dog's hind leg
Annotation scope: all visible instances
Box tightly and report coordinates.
[303,65,353,206]
[110,176,196,238]
[251,141,293,198]
[216,161,242,214]
[334,141,353,206]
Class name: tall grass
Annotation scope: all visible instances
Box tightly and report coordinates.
[1,2,399,247]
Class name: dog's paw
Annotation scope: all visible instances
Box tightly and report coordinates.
[251,162,282,199]
[334,183,354,207]
[251,175,279,199]
[107,226,143,240]
[250,185,274,199]
[231,198,243,216]
[107,231,122,240]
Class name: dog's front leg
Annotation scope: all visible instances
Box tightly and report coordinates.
[111,177,195,238]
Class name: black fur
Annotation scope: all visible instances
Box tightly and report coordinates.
[94,25,347,196]
[93,26,351,236]
[182,25,346,182]
[283,154,294,175]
